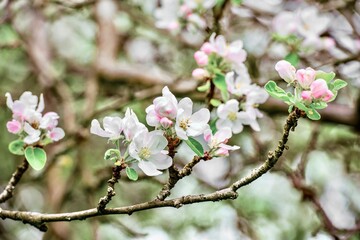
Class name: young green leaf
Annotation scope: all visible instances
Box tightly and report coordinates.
[310,101,328,110]
[213,73,227,92]
[315,71,335,82]
[24,147,47,170]
[126,167,138,181]
[197,81,211,92]
[185,137,204,157]
[8,140,25,155]
[295,101,309,111]
[332,79,347,91]
[264,81,291,103]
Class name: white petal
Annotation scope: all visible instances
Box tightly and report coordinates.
[178,97,193,117]
[175,124,188,140]
[214,127,232,142]
[90,119,112,138]
[36,94,45,112]
[138,161,162,176]
[147,132,168,153]
[5,92,13,109]
[49,128,65,141]
[148,153,172,170]
[232,121,244,134]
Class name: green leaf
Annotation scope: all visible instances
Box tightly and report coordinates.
[185,137,204,157]
[305,108,321,121]
[126,167,138,181]
[209,118,218,134]
[213,73,227,92]
[210,99,222,107]
[24,147,47,170]
[284,52,299,67]
[197,81,210,92]
[332,79,347,91]
[8,140,25,155]
[264,81,291,103]
[315,71,335,82]
[104,149,121,162]
[310,101,328,110]
[288,105,294,113]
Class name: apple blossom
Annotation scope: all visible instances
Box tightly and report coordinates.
[6,120,22,134]
[216,99,259,134]
[275,60,296,83]
[123,108,147,141]
[175,98,210,140]
[192,68,209,80]
[129,130,172,176]
[225,68,252,96]
[23,123,41,144]
[194,51,208,66]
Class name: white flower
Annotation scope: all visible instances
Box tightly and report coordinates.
[155,0,180,32]
[204,127,239,157]
[297,7,330,39]
[175,98,210,140]
[272,11,297,36]
[225,67,252,96]
[216,99,258,134]
[90,116,123,140]
[129,130,172,176]
[123,108,147,141]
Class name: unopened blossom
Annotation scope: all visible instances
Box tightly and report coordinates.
[146,86,178,127]
[192,68,209,80]
[129,130,172,176]
[90,116,123,140]
[204,127,239,157]
[175,98,210,140]
[301,79,334,103]
[216,99,259,134]
[200,42,215,54]
[296,67,316,89]
[275,60,296,83]
[194,51,208,66]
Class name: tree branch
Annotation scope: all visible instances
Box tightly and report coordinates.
[0,159,29,204]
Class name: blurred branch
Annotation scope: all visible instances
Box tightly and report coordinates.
[0,159,29,204]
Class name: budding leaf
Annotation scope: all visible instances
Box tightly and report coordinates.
[265,81,291,104]
[316,71,335,83]
[295,101,308,111]
[185,137,204,157]
[310,101,327,110]
[24,147,47,170]
[197,81,210,92]
[8,140,25,155]
[305,107,321,121]
[126,167,138,181]
[213,73,229,101]
[332,79,347,91]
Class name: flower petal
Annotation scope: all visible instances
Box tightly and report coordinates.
[138,161,162,176]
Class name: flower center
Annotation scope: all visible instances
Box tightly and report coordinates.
[179,118,190,130]
[139,147,151,160]
[227,112,237,121]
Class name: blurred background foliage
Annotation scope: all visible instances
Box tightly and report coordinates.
[0,0,360,239]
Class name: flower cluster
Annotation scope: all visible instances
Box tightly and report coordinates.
[272,6,333,52]
[5,92,65,145]
[146,86,210,140]
[155,0,215,33]
[192,33,247,80]
[204,127,239,157]
[91,109,172,176]
[266,60,347,120]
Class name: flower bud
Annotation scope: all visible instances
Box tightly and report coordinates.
[301,90,312,104]
[194,51,209,66]
[160,117,173,129]
[6,120,22,134]
[200,42,215,55]
[192,68,208,80]
[310,79,328,99]
[275,60,296,83]
[296,67,316,89]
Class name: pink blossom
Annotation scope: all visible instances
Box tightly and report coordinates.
[6,120,22,134]
[310,79,329,99]
[192,68,208,80]
[194,51,208,66]
[322,90,334,102]
[301,90,312,103]
[48,128,65,142]
[296,67,316,89]
[160,117,173,129]
[275,60,296,83]
[204,127,239,157]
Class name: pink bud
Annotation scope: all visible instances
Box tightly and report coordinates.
[192,68,208,80]
[310,79,328,99]
[214,147,229,157]
[160,117,173,129]
[301,90,312,104]
[322,90,334,102]
[296,67,316,89]
[275,60,296,83]
[194,51,209,66]
[6,119,22,134]
[200,42,215,55]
